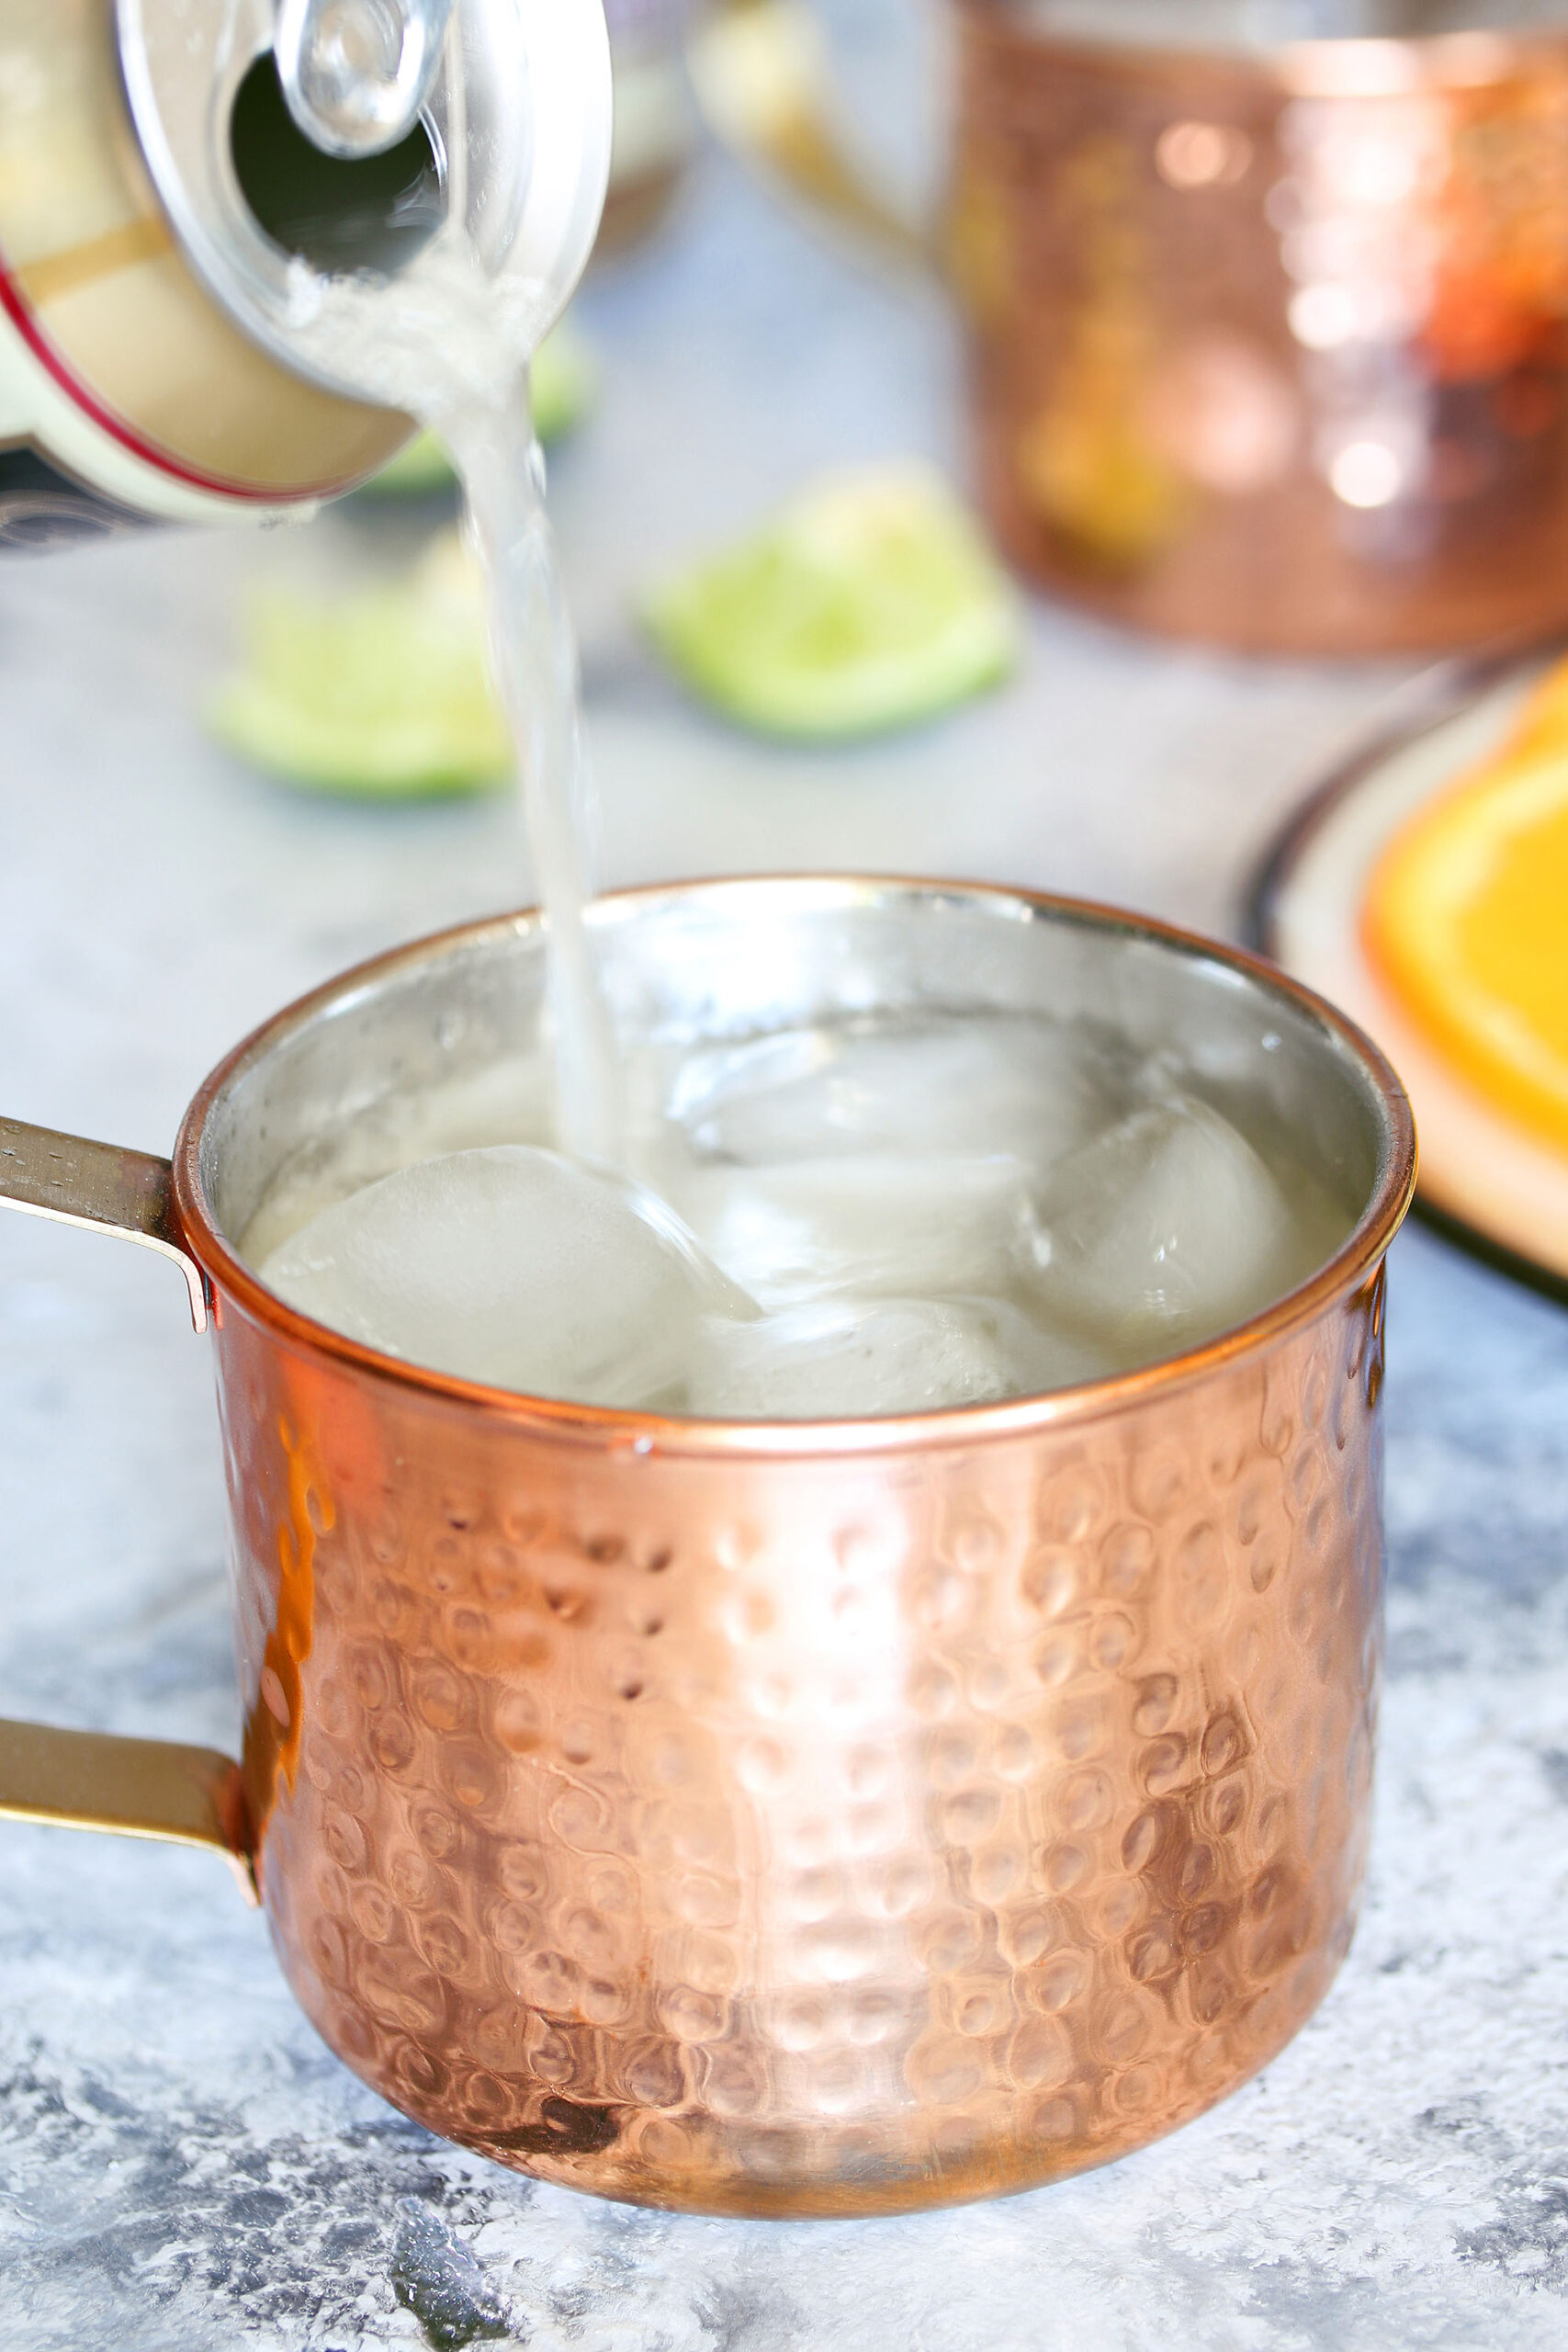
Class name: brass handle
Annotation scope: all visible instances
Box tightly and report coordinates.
[688,0,931,266]
[0,1720,257,1901]
[0,1119,256,1901]
[0,1116,209,1331]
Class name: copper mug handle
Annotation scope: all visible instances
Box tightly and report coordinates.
[0,1118,257,1901]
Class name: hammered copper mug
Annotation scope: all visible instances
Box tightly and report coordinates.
[0,878,1415,2219]
[694,0,1568,654]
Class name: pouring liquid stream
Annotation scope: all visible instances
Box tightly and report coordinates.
[442,392,621,1166]
[278,254,621,1162]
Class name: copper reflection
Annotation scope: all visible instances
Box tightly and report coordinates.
[953,6,1568,655]
[168,887,1416,2222]
[206,1272,1393,2218]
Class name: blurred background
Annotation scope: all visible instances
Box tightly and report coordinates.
[3,0,1456,1148]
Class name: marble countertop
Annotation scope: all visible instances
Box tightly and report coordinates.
[5,17,1568,2345]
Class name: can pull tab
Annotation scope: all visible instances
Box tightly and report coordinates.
[275,0,456,159]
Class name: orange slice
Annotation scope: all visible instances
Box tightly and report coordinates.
[1499,656,1568,763]
[1363,689,1568,1153]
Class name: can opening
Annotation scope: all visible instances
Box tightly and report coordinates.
[229,49,445,277]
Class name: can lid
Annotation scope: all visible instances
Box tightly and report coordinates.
[275,0,458,162]
[117,0,612,413]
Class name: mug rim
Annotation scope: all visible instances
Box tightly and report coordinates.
[172,873,1416,1460]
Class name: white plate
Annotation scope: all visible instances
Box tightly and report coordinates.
[1252,655,1568,1295]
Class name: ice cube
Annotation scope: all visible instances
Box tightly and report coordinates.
[240,1051,557,1266]
[258,1145,756,1407]
[668,1153,1033,1307]
[668,1013,1116,1174]
[685,1295,1106,1420]
[1019,1094,1312,1361]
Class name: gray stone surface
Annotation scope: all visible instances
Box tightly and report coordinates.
[4,11,1568,2342]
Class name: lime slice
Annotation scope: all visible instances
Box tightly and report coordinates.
[208,529,510,798]
[357,319,600,499]
[642,463,1021,741]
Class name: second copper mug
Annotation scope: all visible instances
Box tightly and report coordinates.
[0,878,1415,2218]
[698,0,1568,655]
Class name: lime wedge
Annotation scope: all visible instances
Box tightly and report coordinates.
[357,319,600,499]
[208,529,510,798]
[642,463,1021,741]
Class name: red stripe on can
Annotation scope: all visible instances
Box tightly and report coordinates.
[0,248,364,507]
